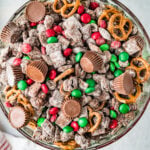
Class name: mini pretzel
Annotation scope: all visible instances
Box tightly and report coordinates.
[54,68,74,83]
[53,0,80,18]
[95,101,106,111]
[59,83,71,99]
[126,57,150,83]
[88,106,102,133]
[27,120,37,130]
[54,140,79,150]
[98,5,120,23]
[114,84,141,104]
[108,13,133,41]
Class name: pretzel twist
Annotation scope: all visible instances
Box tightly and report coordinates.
[95,101,106,111]
[114,84,141,104]
[88,107,102,133]
[27,120,37,130]
[53,0,80,18]
[126,57,150,83]
[54,140,78,150]
[108,13,133,41]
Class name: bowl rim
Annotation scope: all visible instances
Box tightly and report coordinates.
[0,0,150,149]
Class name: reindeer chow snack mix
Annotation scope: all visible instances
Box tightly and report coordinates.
[0,0,149,149]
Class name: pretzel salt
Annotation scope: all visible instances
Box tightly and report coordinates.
[114,84,141,104]
[126,57,150,83]
[108,13,133,41]
[53,0,80,18]
[88,107,102,133]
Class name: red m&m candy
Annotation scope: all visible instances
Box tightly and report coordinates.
[46,29,55,37]
[71,121,79,132]
[13,58,22,66]
[53,25,62,34]
[41,46,46,55]
[99,20,107,28]
[30,22,37,27]
[49,107,59,115]
[49,69,57,80]
[77,5,84,14]
[22,43,32,54]
[5,102,13,108]
[50,114,57,122]
[91,32,101,40]
[81,13,91,24]
[90,2,99,10]
[41,84,49,94]
[26,79,34,85]
[63,48,72,57]
[96,38,106,46]
[109,119,118,129]
[111,41,121,49]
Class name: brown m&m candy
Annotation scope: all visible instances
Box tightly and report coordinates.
[25,1,46,22]
[26,60,48,83]
[80,51,103,73]
[113,72,134,95]
[9,106,30,129]
[61,98,81,119]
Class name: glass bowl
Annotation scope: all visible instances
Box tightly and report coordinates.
[0,0,150,149]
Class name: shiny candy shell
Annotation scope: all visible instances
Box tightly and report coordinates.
[22,43,32,54]
[99,20,107,28]
[37,117,46,127]
[17,80,27,90]
[119,52,129,62]
[71,89,82,98]
[23,56,30,60]
[81,13,91,24]
[89,20,96,24]
[86,79,95,87]
[75,52,83,62]
[85,87,95,93]
[111,54,117,62]
[26,79,34,85]
[78,117,88,128]
[100,44,110,51]
[49,107,59,115]
[47,37,58,44]
[5,102,13,108]
[53,25,62,34]
[114,69,123,77]
[41,84,49,94]
[109,119,118,129]
[110,110,117,119]
[91,32,101,40]
[119,104,130,114]
[96,38,105,46]
[63,48,72,57]
[63,126,73,133]
[77,5,84,14]
[90,2,99,10]
[13,58,22,66]
[71,121,79,132]
[49,69,57,80]
[46,29,55,37]
[50,114,57,123]
[110,62,115,72]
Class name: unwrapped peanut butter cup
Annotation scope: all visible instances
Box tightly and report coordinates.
[6,65,24,87]
[26,60,48,83]
[113,72,134,95]
[9,106,30,129]
[61,98,81,119]
[80,51,103,73]
[25,1,46,22]
[0,22,21,43]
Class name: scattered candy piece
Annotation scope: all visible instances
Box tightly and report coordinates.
[109,119,118,129]
[37,117,46,127]
[26,79,34,85]
[85,87,95,93]
[47,37,58,44]
[78,117,88,128]
[81,13,91,24]
[41,84,49,94]
[63,48,72,57]
[41,46,46,55]
[22,43,32,54]
[75,52,83,62]
[23,56,30,60]
[89,20,96,24]
[71,89,82,98]
[49,69,57,80]
[17,80,27,90]
[53,25,62,34]
[119,104,130,114]
[46,29,56,37]
[71,121,79,132]
[50,114,57,122]
[13,58,22,66]
[90,2,99,10]
[111,41,121,49]
[110,62,115,72]
[100,43,110,51]
[119,52,129,62]
[77,5,84,15]
[96,38,105,46]
[111,54,117,62]
[30,22,37,27]
[86,79,95,87]
[5,101,13,108]
[63,126,73,133]
[114,62,120,69]
[38,20,44,24]
[91,32,101,40]
[49,107,59,115]
[110,110,117,119]
[99,20,107,28]
[114,69,123,77]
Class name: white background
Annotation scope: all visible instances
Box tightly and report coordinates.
[0,0,150,150]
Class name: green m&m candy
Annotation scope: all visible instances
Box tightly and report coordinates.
[78,117,88,127]
[111,54,117,62]
[89,20,96,24]
[75,52,83,62]
[114,69,123,77]
[23,56,30,60]
[110,62,115,72]
[71,89,82,98]
[17,80,27,90]
[110,110,117,119]
[119,52,129,62]
[63,126,73,133]
[85,87,95,93]
[37,117,46,127]
[86,79,95,87]
[119,104,130,114]
[100,44,110,51]
[47,37,58,44]
[114,62,120,69]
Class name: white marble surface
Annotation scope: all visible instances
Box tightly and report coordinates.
[0,0,150,150]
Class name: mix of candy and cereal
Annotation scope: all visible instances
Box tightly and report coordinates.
[0,0,149,149]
